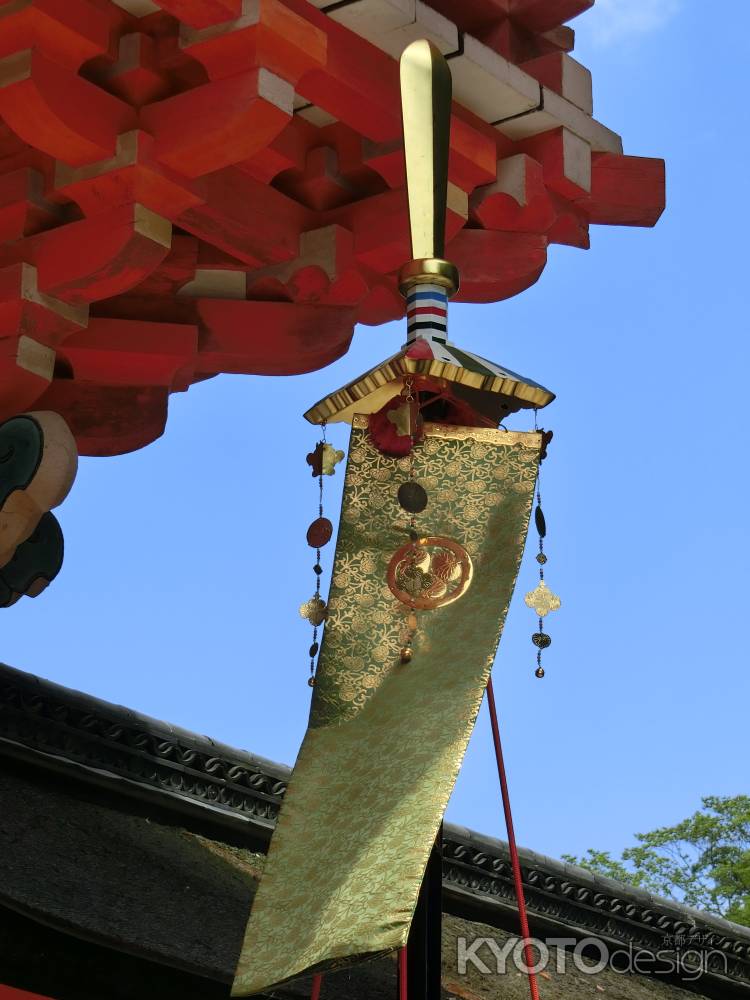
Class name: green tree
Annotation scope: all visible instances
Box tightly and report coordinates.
[562,795,750,927]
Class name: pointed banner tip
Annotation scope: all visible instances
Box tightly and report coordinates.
[400,37,447,70]
[398,36,458,298]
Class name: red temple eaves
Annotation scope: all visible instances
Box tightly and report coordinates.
[0,0,664,456]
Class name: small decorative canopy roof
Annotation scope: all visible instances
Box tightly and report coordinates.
[304,338,554,425]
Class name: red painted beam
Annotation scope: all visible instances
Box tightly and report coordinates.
[6,203,172,306]
[582,153,666,227]
[0,985,55,999]
[35,381,172,456]
[195,299,356,376]
[141,70,292,179]
[509,0,594,33]
[181,0,327,83]
[59,318,197,389]
[450,229,548,302]
[0,0,113,70]
[154,0,241,30]
[0,49,135,166]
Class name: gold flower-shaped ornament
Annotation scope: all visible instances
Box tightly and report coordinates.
[299,595,328,626]
[524,580,561,617]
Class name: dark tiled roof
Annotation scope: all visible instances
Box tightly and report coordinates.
[0,767,709,1000]
[1,661,749,999]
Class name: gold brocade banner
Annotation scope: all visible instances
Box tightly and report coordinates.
[232,419,541,996]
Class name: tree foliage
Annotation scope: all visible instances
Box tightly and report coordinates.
[562,795,750,927]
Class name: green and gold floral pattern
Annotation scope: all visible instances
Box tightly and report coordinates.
[232,419,540,996]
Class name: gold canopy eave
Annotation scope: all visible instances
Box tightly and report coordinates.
[303,351,555,425]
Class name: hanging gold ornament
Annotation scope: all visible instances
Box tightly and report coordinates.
[386,400,420,438]
[299,595,328,626]
[524,579,561,617]
[306,441,345,476]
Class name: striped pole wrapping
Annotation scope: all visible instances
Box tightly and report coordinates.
[403,280,549,399]
[405,282,448,344]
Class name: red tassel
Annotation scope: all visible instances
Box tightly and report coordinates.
[368,397,423,456]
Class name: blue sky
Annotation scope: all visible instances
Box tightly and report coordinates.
[3,0,748,863]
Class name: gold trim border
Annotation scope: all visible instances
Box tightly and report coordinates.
[351,413,542,449]
[304,353,554,425]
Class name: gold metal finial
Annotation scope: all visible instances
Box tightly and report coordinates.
[398,39,459,298]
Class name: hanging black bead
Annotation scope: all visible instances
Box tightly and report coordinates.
[534,504,547,538]
[398,480,428,513]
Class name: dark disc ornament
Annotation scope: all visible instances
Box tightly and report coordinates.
[306,442,325,477]
[398,481,428,513]
[532,632,551,649]
[309,641,319,657]
[306,517,333,548]
[536,552,547,565]
[534,505,547,538]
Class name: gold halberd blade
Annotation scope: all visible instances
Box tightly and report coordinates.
[398,39,459,297]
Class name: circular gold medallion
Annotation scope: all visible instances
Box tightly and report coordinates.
[387,537,473,610]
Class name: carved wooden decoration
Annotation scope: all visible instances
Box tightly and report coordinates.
[0,511,64,607]
[0,411,77,599]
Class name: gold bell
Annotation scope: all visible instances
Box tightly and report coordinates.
[400,647,413,665]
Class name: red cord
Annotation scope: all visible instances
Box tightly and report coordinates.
[312,683,536,1000]
[486,675,541,1000]
[398,946,408,1000]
